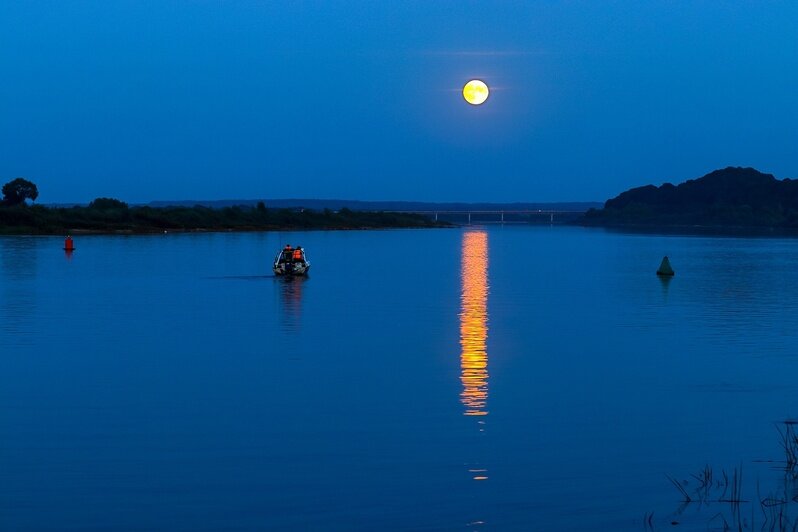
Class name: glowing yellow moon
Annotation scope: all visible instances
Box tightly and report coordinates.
[463,79,489,105]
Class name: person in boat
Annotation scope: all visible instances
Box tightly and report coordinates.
[292,247,303,263]
[282,244,293,263]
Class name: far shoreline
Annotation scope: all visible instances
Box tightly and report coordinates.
[0,224,455,237]
[0,201,451,236]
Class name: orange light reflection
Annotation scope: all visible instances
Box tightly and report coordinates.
[459,230,489,417]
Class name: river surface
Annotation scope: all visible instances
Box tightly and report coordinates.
[2,226,798,530]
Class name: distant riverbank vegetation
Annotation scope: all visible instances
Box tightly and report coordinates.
[583,167,798,229]
[0,179,445,234]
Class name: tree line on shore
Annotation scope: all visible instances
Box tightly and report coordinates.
[583,167,798,228]
[0,178,442,234]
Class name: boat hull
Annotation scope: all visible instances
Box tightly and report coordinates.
[273,262,310,276]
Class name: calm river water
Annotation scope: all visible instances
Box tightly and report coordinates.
[2,226,798,530]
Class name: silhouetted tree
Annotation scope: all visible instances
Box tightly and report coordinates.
[89,197,128,210]
[2,178,39,206]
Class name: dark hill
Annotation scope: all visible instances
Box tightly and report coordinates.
[583,167,798,227]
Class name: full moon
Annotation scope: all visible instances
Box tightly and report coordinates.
[463,79,489,105]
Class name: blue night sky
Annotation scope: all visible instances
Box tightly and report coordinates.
[1,1,796,204]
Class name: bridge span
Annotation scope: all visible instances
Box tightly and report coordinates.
[385,209,587,225]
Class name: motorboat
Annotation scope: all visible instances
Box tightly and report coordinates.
[273,246,310,276]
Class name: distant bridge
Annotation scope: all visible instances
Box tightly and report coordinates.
[385,210,588,225]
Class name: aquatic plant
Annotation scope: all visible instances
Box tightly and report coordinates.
[776,421,798,475]
[657,422,798,531]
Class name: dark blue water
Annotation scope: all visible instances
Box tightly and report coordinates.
[2,227,798,530]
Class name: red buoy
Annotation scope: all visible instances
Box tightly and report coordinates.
[64,236,75,251]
